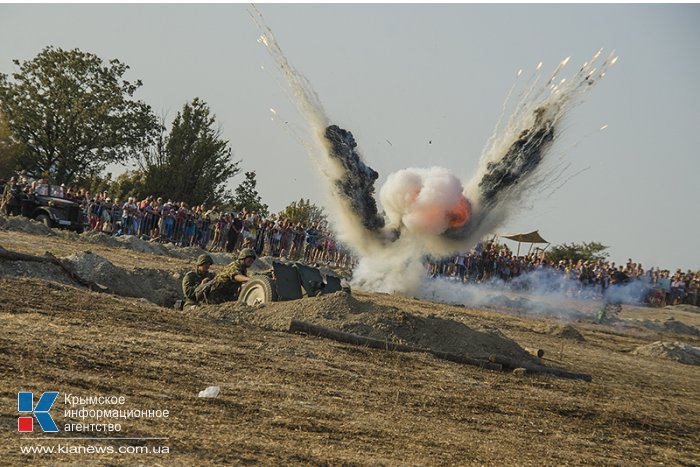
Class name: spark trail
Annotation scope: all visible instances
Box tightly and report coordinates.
[251,7,617,294]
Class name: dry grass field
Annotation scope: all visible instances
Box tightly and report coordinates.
[1,223,698,465]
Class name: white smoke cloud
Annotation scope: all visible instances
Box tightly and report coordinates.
[604,280,651,306]
[416,268,651,322]
[352,237,428,294]
[380,167,469,235]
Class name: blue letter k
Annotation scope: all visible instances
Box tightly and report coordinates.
[18,391,59,432]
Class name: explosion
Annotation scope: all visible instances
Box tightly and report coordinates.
[251,7,617,294]
[380,167,470,235]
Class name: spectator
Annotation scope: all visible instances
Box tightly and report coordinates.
[304,222,320,263]
[121,197,138,236]
[1,177,22,216]
[101,198,114,233]
[231,212,244,252]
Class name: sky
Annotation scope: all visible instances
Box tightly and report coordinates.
[1,4,699,271]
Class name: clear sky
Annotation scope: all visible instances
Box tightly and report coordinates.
[1,4,698,270]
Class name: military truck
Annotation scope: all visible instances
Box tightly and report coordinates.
[19,184,85,233]
[237,260,345,305]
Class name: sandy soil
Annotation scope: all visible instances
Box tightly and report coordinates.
[1,223,699,465]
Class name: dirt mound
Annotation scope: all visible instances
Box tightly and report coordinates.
[194,291,531,361]
[0,214,54,236]
[549,324,586,341]
[64,251,181,307]
[56,229,80,241]
[78,231,235,264]
[80,231,166,255]
[115,235,171,255]
[633,341,700,366]
[0,257,73,286]
[80,230,123,248]
[632,318,700,337]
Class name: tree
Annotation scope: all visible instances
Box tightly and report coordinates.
[546,241,609,264]
[80,172,113,197]
[138,98,239,205]
[279,198,327,225]
[0,46,159,185]
[109,170,147,203]
[0,111,23,177]
[228,171,269,217]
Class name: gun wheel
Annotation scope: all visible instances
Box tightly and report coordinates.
[238,275,277,305]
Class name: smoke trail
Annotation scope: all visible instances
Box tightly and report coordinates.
[250,7,328,132]
[251,8,617,295]
[251,6,392,261]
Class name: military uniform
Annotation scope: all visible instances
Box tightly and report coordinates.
[207,261,248,304]
[2,180,21,216]
[182,270,216,306]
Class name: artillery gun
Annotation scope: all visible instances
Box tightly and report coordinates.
[237,260,345,306]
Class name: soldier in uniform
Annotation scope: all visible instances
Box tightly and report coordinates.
[207,248,256,304]
[1,177,22,216]
[181,254,216,307]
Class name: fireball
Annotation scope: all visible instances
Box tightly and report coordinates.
[446,196,471,228]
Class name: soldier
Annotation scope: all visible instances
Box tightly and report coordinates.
[207,248,257,304]
[1,177,22,216]
[181,254,216,307]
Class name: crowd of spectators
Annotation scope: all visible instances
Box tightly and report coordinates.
[428,241,700,307]
[1,173,357,269]
[2,172,698,308]
[75,190,357,270]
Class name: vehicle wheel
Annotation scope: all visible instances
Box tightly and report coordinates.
[35,213,53,228]
[237,275,277,305]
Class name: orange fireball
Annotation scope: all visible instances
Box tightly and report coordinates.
[446,196,471,228]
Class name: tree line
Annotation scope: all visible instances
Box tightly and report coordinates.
[0,46,241,208]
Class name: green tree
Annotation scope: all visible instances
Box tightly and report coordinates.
[228,171,268,217]
[79,172,114,197]
[109,170,147,203]
[279,198,326,225]
[0,46,158,185]
[546,241,609,264]
[0,111,23,177]
[138,98,239,205]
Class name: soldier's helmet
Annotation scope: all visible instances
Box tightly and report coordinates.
[238,248,257,261]
[197,254,214,266]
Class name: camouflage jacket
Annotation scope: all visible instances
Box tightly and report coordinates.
[208,261,248,303]
[182,270,216,306]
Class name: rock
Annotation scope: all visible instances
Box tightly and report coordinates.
[198,386,221,398]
